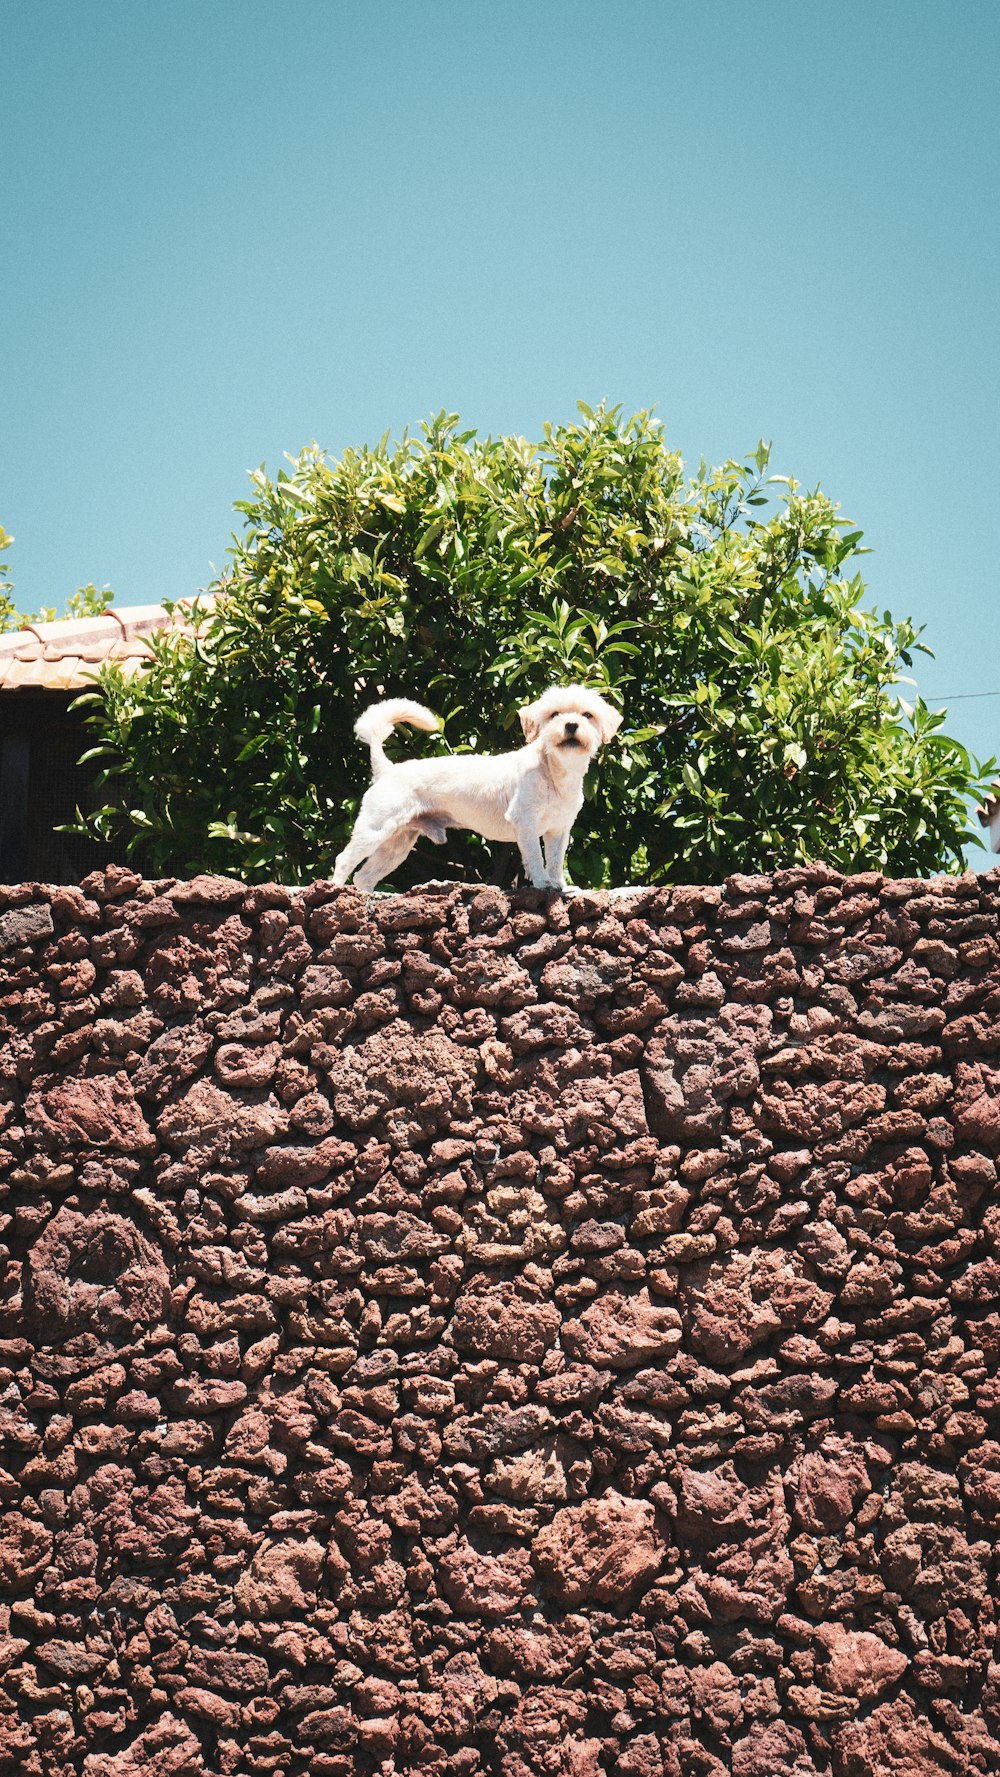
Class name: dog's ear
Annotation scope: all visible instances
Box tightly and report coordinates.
[593,696,623,745]
[519,699,543,742]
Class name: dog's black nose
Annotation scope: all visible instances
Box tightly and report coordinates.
[565,721,578,734]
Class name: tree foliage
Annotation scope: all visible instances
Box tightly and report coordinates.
[0,526,113,632]
[0,525,17,631]
[75,405,992,886]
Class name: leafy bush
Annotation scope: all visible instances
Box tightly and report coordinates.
[75,405,992,886]
[0,526,113,632]
[0,525,19,633]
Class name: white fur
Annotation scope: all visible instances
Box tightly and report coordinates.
[333,684,622,892]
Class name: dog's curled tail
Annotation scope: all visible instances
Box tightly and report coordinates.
[355,698,440,776]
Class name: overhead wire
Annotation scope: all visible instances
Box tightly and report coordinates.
[923,690,1000,701]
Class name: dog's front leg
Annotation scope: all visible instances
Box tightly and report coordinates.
[543,828,571,890]
[508,815,557,890]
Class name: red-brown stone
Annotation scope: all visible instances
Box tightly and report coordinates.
[532,1490,665,1606]
[3,873,1000,1774]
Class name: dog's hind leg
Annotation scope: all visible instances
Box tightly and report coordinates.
[333,819,386,886]
[353,823,421,890]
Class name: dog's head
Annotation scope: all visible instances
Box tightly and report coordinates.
[518,685,623,758]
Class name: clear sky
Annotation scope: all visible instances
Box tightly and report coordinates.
[4,2,999,846]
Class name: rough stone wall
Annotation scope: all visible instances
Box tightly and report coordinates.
[1,864,1000,1777]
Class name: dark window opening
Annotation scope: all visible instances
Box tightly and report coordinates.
[0,695,144,882]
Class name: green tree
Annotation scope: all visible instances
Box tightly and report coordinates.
[74,405,993,886]
[0,527,113,632]
[0,526,18,632]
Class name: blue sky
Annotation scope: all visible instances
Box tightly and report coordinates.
[4,2,999,846]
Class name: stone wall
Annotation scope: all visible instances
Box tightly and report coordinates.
[1,863,1000,1777]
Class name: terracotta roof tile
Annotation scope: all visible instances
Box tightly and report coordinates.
[3,655,83,690]
[31,657,89,692]
[0,597,216,693]
[109,603,177,637]
[20,614,122,651]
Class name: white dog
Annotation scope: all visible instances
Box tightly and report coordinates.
[333,685,622,892]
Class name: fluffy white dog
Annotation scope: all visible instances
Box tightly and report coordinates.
[333,685,622,892]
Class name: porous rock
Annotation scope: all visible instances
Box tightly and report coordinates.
[3,869,1000,1775]
[532,1491,665,1606]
